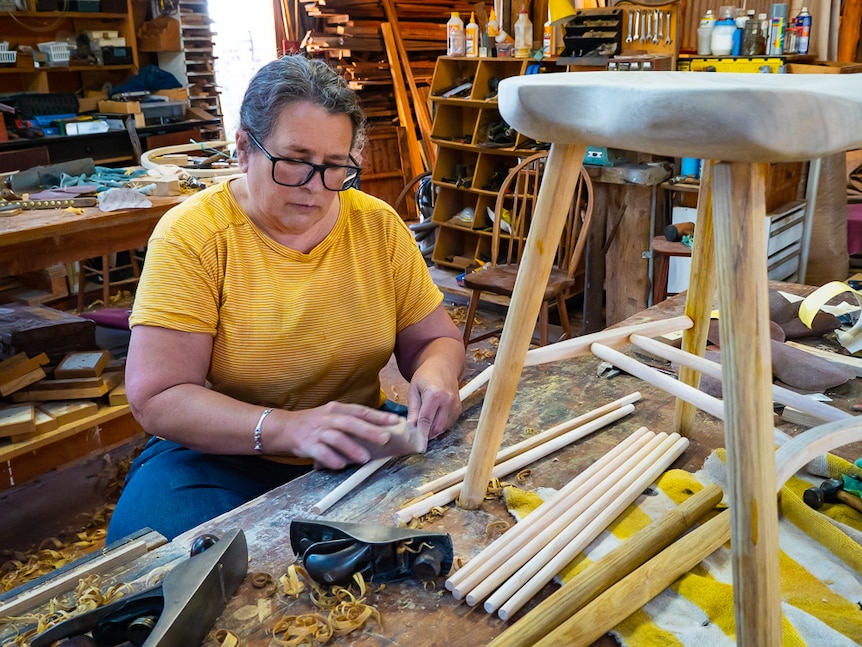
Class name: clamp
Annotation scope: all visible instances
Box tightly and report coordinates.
[31,528,247,647]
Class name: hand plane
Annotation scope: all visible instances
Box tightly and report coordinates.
[31,528,248,647]
[290,519,453,586]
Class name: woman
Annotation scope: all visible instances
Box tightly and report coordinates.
[107,55,464,542]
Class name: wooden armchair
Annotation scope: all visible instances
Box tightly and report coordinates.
[461,151,594,347]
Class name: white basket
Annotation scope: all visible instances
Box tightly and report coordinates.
[37,41,71,64]
[0,51,16,66]
[0,42,8,52]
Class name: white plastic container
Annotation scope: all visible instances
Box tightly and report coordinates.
[465,12,480,57]
[710,13,736,56]
[514,7,533,58]
[487,8,500,39]
[697,10,716,55]
[447,11,465,56]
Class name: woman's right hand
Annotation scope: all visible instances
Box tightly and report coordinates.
[269,401,401,469]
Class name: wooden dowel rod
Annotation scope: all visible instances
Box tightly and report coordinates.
[469,432,675,608]
[457,317,692,402]
[396,404,636,526]
[454,429,662,602]
[445,426,653,594]
[630,334,852,424]
[487,483,724,647]
[533,510,732,647]
[461,143,587,510]
[310,457,390,514]
[415,392,641,497]
[494,436,690,619]
[591,343,725,420]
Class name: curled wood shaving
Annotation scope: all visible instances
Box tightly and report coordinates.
[251,571,273,589]
[450,555,467,572]
[516,469,532,483]
[485,519,511,538]
[471,348,496,361]
[280,565,307,598]
[485,478,505,499]
[272,613,333,646]
[232,605,260,621]
[396,540,434,555]
[214,628,239,647]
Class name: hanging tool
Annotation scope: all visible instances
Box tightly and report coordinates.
[31,528,247,647]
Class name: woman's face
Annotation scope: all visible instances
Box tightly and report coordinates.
[240,100,355,223]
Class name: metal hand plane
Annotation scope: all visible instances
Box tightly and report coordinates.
[31,528,247,647]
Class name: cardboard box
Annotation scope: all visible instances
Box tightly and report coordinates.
[98,99,141,114]
[137,16,181,52]
[786,61,862,74]
[155,87,189,101]
[78,96,100,113]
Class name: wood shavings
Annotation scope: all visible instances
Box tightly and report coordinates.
[280,565,307,598]
[270,571,381,646]
[485,519,511,538]
[471,348,496,361]
[214,628,239,647]
[484,478,506,499]
[450,555,467,572]
[251,571,273,589]
[397,491,434,510]
[516,469,532,483]
[257,597,272,622]
[232,605,260,621]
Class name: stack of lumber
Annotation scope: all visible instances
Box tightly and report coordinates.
[0,350,126,445]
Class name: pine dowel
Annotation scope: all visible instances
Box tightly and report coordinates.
[533,510,731,647]
[461,143,587,510]
[631,334,852,424]
[457,317,692,402]
[396,404,635,525]
[494,436,690,619]
[415,392,641,497]
[455,429,663,602]
[445,427,653,594]
[591,342,725,420]
[487,483,723,647]
[310,457,390,514]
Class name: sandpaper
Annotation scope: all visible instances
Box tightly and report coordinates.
[769,290,841,339]
[356,418,427,460]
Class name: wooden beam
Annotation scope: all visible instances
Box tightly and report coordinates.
[380,23,425,179]
[381,0,436,169]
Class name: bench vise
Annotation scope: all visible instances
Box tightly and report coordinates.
[31,528,247,647]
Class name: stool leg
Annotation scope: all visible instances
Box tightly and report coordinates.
[101,255,110,307]
[674,160,716,437]
[461,143,587,509]
[711,161,780,646]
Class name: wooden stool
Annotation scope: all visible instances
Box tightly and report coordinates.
[458,72,862,645]
[76,250,143,313]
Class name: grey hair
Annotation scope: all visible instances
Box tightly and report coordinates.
[239,55,366,153]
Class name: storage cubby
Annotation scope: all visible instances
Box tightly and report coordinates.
[429,55,565,270]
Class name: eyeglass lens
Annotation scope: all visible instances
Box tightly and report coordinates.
[272,159,357,191]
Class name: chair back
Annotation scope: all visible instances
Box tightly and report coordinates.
[489,151,593,280]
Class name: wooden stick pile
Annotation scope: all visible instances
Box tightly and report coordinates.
[444,427,689,619]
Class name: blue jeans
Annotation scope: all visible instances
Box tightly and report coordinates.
[106,400,408,542]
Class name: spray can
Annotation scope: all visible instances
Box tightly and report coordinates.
[697,10,716,55]
[796,6,812,54]
[514,7,533,58]
[465,12,480,57]
[447,11,465,56]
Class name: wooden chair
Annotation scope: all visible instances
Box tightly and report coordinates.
[461,152,593,347]
[77,250,144,313]
[458,72,862,645]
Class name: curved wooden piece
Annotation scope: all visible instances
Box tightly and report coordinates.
[140,140,238,178]
[498,73,862,162]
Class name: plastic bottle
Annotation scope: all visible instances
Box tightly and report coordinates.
[710,11,736,56]
[543,11,554,56]
[487,8,500,39]
[447,11,465,56]
[796,6,812,55]
[697,10,716,55]
[514,7,533,58]
[465,12,480,57]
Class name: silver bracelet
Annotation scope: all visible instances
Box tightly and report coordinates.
[253,408,273,453]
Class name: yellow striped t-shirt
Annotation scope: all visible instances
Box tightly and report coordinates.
[129,181,443,411]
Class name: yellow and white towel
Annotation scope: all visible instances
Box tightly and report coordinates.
[504,452,862,646]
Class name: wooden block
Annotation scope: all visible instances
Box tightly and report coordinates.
[0,366,47,397]
[36,401,99,425]
[25,376,106,391]
[54,351,112,379]
[0,352,49,385]
[12,371,122,402]
[0,404,36,438]
[108,380,127,406]
[103,357,126,373]
[33,407,59,434]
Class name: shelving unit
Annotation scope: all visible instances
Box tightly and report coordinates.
[154,0,223,140]
[0,1,138,96]
[428,56,563,270]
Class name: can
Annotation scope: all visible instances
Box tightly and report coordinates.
[796,7,812,55]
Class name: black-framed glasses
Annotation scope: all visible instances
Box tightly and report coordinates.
[247,131,361,192]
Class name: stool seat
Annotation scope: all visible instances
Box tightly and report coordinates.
[498,72,862,162]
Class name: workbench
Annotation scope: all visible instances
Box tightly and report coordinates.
[5,286,859,646]
[0,194,186,278]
